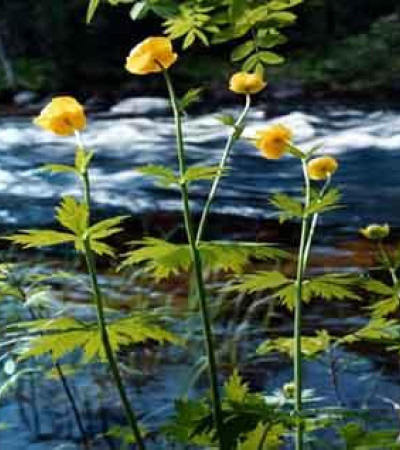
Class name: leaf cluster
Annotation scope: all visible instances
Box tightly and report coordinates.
[5,197,126,257]
[121,238,288,280]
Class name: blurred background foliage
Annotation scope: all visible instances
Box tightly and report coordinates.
[0,0,399,97]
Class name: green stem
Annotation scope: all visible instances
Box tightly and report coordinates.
[163,69,225,449]
[27,305,90,449]
[378,241,398,286]
[294,159,311,450]
[77,141,145,450]
[302,177,331,271]
[195,94,251,245]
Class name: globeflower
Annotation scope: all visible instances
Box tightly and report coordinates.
[33,97,86,136]
[229,72,266,95]
[360,223,390,240]
[307,156,338,180]
[125,37,178,75]
[255,124,292,159]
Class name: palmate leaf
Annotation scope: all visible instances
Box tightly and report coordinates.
[224,271,291,294]
[257,330,332,359]
[17,315,180,363]
[121,239,288,280]
[183,166,225,183]
[304,274,361,302]
[306,188,342,215]
[135,165,179,187]
[237,422,285,450]
[370,296,400,318]
[56,196,88,235]
[5,230,76,248]
[341,318,399,345]
[270,192,303,223]
[224,370,249,404]
[6,197,125,257]
[178,87,203,112]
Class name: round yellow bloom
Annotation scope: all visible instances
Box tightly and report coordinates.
[255,124,292,159]
[307,156,338,180]
[360,224,390,240]
[229,72,266,95]
[125,37,178,75]
[33,96,86,136]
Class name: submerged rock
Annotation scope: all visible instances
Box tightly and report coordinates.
[13,90,38,107]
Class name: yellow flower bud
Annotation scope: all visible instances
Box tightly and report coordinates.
[360,224,390,240]
[283,382,296,399]
[33,96,86,136]
[229,72,266,95]
[307,156,338,181]
[254,124,293,160]
[125,37,178,75]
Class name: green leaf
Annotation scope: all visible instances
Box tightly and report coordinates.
[231,41,255,62]
[270,193,303,223]
[257,330,332,359]
[135,165,179,187]
[364,279,395,296]
[42,164,78,175]
[342,318,399,344]
[129,0,149,20]
[18,315,180,363]
[304,274,361,302]
[257,51,285,65]
[121,239,288,280]
[306,188,341,215]
[370,296,400,318]
[224,369,248,403]
[88,216,127,240]
[224,271,291,293]
[56,196,88,236]
[178,88,203,112]
[5,230,76,249]
[217,114,236,127]
[183,166,224,183]
[238,422,285,450]
[86,0,101,23]
[265,12,297,27]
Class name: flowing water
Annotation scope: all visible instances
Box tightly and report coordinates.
[1,100,400,448]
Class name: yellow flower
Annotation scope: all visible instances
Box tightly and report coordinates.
[360,224,390,240]
[307,156,338,180]
[255,124,292,159]
[33,96,86,136]
[229,72,266,95]
[125,37,178,75]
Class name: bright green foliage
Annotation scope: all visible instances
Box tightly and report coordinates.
[6,197,126,257]
[271,188,341,223]
[227,272,360,310]
[121,238,288,280]
[88,0,302,73]
[270,193,303,223]
[43,146,93,177]
[364,279,400,318]
[106,425,148,450]
[135,165,179,187]
[224,271,291,293]
[237,422,285,450]
[17,314,180,363]
[306,188,341,215]
[135,164,227,186]
[339,422,400,449]
[257,330,332,359]
[341,318,399,345]
[224,369,249,403]
[178,87,203,112]
[165,370,289,448]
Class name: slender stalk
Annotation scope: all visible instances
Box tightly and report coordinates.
[294,159,311,450]
[302,177,331,270]
[77,138,146,450]
[378,241,398,286]
[195,94,251,245]
[27,306,90,449]
[162,69,225,449]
